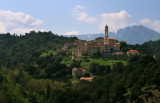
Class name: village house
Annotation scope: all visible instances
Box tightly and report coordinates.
[74,40,86,46]
[61,43,73,51]
[72,68,85,78]
[127,49,139,56]
[72,46,86,59]
[61,44,69,51]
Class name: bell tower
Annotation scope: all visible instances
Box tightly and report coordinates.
[104,24,109,45]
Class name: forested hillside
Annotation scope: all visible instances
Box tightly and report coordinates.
[140,40,160,55]
[0,31,77,67]
[0,31,78,79]
[0,32,160,103]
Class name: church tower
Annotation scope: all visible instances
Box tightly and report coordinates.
[104,24,109,45]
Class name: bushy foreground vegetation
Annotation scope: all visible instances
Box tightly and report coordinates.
[0,55,160,103]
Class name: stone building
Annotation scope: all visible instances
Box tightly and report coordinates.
[72,46,86,59]
[72,24,120,58]
[61,44,69,51]
[127,49,139,56]
[72,68,85,78]
[74,40,86,46]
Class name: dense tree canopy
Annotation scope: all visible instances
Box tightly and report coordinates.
[0,32,160,103]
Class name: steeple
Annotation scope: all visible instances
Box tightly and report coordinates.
[104,24,109,45]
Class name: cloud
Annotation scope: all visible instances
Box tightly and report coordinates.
[73,5,160,33]
[10,28,35,34]
[0,10,43,34]
[63,31,79,35]
[73,6,135,31]
[73,5,97,23]
[99,10,136,32]
[74,5,86,10]
[0,22,7,33]
[140,18,160,32]
[76,12,97,23]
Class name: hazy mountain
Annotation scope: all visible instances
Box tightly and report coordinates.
[113,25,160,44]
[64,33,104,41]
[64,25,160,44]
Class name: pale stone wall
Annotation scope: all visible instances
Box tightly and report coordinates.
[72,68,84,78]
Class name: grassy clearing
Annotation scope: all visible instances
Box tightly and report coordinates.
[81,58,127,69]
[62,56,127,70]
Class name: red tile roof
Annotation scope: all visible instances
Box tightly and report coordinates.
[108,43,120,44]
[80,77,93,81]
[128,49,138,52]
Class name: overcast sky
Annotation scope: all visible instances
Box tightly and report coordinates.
[0,0,160,35]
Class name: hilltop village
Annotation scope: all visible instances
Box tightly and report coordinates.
[71,24,139,58]
[70,24,140,81]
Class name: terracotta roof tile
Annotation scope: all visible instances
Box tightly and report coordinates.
[128,49,138,52]
[80,77,93,81]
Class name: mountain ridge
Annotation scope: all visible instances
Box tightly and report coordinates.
[64,25,160,44]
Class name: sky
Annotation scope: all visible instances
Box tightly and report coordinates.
[0,0,160,35]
